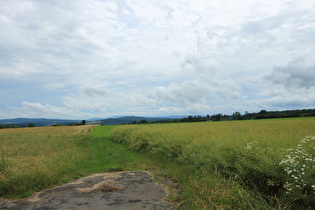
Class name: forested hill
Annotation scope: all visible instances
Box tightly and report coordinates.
[92,116,174,125]
[0,118,79,128]
[1,109,314,128]
[0,116,174,128]
[156,108,315,123]
[241,109,315,119]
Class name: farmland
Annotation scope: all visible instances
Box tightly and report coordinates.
[110,118,315,209]
[0,125,151,198]
[0,118,314,209]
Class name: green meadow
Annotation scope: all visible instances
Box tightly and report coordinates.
[1,118,314,209]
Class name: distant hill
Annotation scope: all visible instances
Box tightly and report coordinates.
[89,116,177,125]
[2,109,314,128]
[0,116,183,127]
[0,118,79,127]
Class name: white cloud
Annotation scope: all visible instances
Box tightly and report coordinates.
[63,95,108,112]
[258,59,315,110]
[62,89,156,115]
[258,87,315,111]
[154,55,242,112]
[0,0,315,119]
[264,59,315,89]
[0,102,94,119]
[155,81,211,106]
[82,87,108,97]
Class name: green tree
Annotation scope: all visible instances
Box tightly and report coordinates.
[28,123,36,127]
[140,120,148,124]
[211,114,222,121]
[82,120,86,125]
[259,110,268,115]
[187,116,195,122]
[256,110,269,119]
[232,111,242,120]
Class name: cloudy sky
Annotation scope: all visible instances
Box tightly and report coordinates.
[1,0,315,119]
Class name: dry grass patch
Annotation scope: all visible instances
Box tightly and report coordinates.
[0,126,94,197]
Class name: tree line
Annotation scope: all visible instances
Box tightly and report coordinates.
[1,109,314,128]
[131,108,315,124]
[0,120,87,129]
[0,124,20,129]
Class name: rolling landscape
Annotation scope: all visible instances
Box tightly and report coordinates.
[1,113,314,209]
[1,0,315,209]
[0,116,180,127]
[1,108,314,127]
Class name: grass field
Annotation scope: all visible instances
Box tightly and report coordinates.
[1,118,314,209]
[0,125,150,198]
[110,118,315,209]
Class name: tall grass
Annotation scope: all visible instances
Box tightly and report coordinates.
[0,126,94,197]
[0,125,154,198]
[110,118,315,209]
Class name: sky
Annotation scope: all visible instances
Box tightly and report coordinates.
[1,0,315,120]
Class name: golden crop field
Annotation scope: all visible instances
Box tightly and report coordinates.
[1,118,314,208]
[110,118,315,208]
[0,126,94,197]
[0,125,154,199]
[110,118,315,158]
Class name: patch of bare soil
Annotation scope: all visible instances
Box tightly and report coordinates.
[0,171,175,210]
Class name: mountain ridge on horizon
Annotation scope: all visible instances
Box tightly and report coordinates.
[0,115,185,127]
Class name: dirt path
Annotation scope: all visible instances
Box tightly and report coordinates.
[0,171,175,210]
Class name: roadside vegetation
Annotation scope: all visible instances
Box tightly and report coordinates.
[110,118,315,209]
[0,125,151,198]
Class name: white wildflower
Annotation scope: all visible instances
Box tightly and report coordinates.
[244,142,253,150]
[280,136,315,196]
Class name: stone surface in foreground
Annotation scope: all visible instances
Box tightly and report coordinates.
[0,171,174,210]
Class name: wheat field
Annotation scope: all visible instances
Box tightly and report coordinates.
[110,118,315,208]
[0,126,94,197]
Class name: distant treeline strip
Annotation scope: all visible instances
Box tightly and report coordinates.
[0,124,20,129]
[131,109,315,124]
[0,120,86,129]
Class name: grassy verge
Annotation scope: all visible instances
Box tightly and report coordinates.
[88,125,152,172]
[0,125,151,198]
[109,118,315,209]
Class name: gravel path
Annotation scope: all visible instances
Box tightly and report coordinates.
[0,171,175,210]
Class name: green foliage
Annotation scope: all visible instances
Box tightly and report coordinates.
[51,123,62,126]
[0,124,19,129]
[232,111,242,120]
[27,123,36,127]
[187,169,271,209]
[90,126,151,172]
[68,122,83,126]
[109,119,315,208]
[158,109,315,124]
